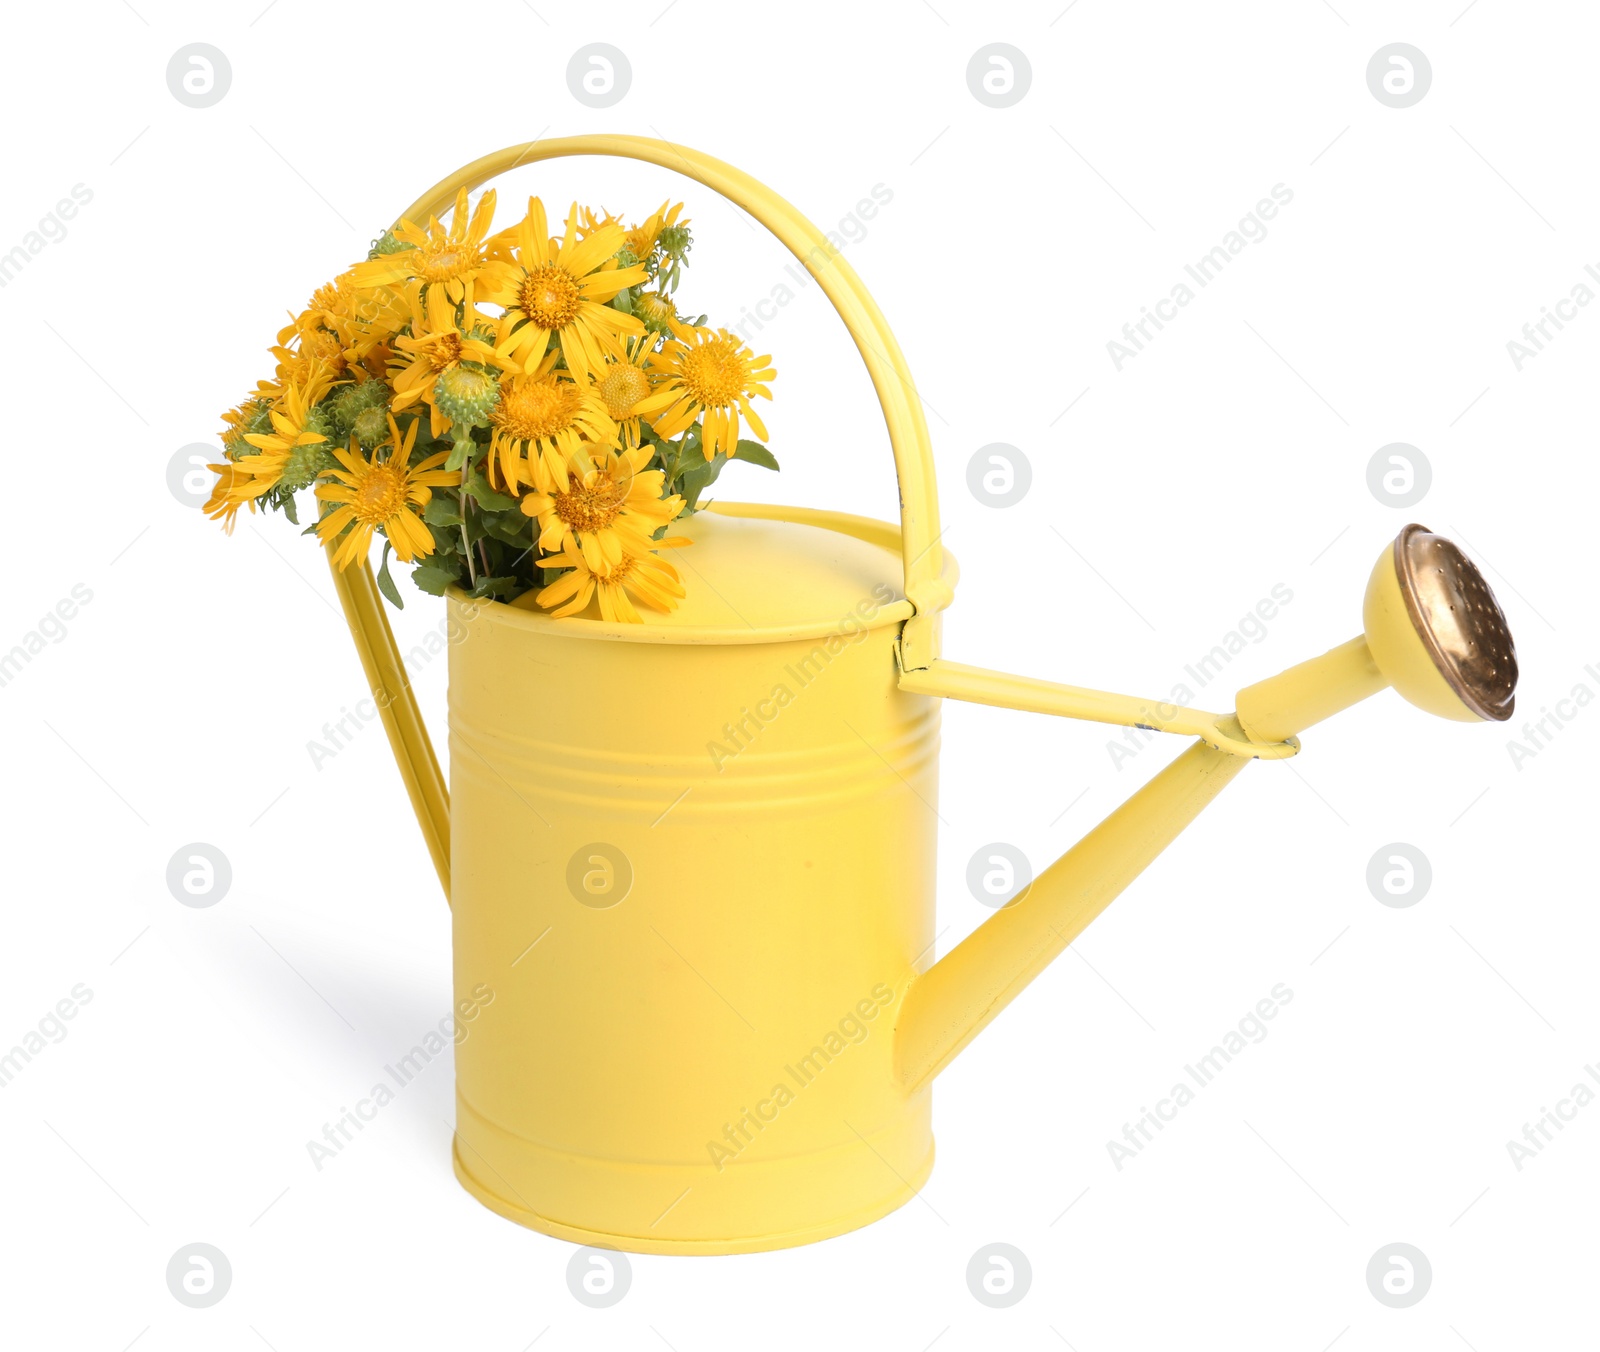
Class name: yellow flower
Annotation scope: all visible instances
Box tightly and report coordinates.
[308,270,409,375]
[486,359,618,493]
[282,311,350,375]
[203,460,253,533]
[649,327,775,461]
[479,197,647,379]
[623,200,687,263]
[348,188,512,305]
[315,415,457,570]
[269,299,353,386]
[593,340,675,449]
[219,393,270,453]
[535,540,687,623]
[227,370,335,502]
[520,444,682,575]
[388,287,514,437]
[577,206,624,237]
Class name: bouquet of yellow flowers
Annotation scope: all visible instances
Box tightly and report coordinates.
[208,190,777,622]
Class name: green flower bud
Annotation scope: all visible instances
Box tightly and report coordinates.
[303,404,336,444]
[243,399,275,436]
[434,363,501,429]
[368,229,410,259]
[614,247,639,268]
[330,379,390,434]
[278,437,338,493]
[349,405,390,450]
[635,291,679,337]
[658,224,691,258]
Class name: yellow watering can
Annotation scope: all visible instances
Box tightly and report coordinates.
[329,137,1519,1254]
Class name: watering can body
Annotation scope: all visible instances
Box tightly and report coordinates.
[322,136,1518,1254]
[448,510,944,1251]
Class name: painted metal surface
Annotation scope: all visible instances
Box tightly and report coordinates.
[446,526,937,1251]
[321,138,1515,1253]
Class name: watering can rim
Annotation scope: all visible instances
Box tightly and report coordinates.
[447,501,959,647]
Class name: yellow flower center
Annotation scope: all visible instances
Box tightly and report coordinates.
[309,283,347,317]
[414,242,472,283]
[427,331,464,370]
[353,464,409,523]
[301,327,347,369]
[597,364,650,418]
[492,377,583,442]
[438,363,493,400]
[520,264,583,331]
[680,335,749,409]
[552,475,626,533]
[603,552,639,584]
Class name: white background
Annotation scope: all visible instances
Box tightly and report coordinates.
[2,1,1595,1348]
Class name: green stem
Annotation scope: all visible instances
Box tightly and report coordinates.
[458,460,477,588]
[668,428,690,493]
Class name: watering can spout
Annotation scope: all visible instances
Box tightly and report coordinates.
[892,724,1251,1091]
[892,523,1518,1092]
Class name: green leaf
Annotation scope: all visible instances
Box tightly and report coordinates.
[411,559,461,597]
[665,425,699,478]
[375,541,403,609]
[677,451,727,512]
[281,491,301,525]
[426,522,462,555]
[733,440,780,471]
[469,575,518,599]
[445,439,474,472]
[465,470,516,512]
[481,512,533,547]
[424,495,463,528]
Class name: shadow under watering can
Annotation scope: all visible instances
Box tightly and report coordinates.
[328,136,1519,1254]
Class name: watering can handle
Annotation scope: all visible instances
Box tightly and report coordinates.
[327,135,949,901]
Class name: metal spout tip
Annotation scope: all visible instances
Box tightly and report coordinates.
[1393,523,1518,722]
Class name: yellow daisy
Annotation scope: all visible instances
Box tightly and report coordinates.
[219,393,271,454]
[486,359,618,493]
[348,187,512,305]
[479,197,647,379]
[272,313,350,385]
[593,340,676,449]
[203,460,253,533]
[623,200,686,262]
[649,327,776,461]
[520,444,682,575]
[309,270,409,374]
[315,415,457,570]
[388,287,514,437]
[535,540,687,623]
[228,370,335,502]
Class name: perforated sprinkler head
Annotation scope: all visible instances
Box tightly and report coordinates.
[1363,523,1517,723]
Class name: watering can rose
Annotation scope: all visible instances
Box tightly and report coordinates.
[207,192,778,622]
